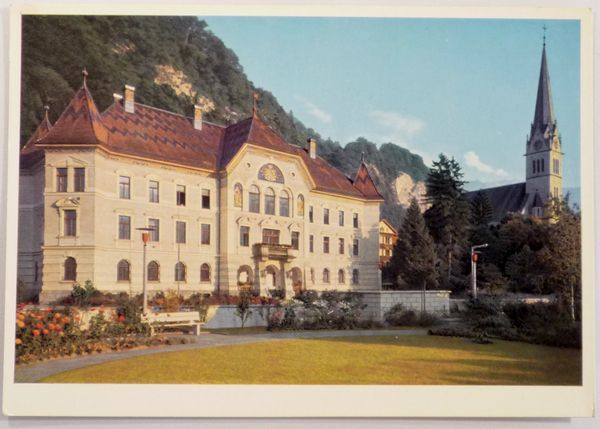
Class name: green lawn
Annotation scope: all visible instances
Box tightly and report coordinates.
[41,335,581,385]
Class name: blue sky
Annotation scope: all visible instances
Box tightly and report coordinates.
[203,17,580,189]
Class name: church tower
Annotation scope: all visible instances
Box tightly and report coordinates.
[525,38,563,216]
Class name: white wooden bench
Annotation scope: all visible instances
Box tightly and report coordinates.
[142,311,205,336]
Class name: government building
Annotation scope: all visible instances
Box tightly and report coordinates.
[18,75,384,303]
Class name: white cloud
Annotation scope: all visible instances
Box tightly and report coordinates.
[297,97,333,124]
[367,109,431,164]
[463,151,510,178]
[369,110,425,137]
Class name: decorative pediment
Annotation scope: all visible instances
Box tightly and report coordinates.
[54,197,80,208]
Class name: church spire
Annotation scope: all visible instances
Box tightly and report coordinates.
[532,38,555,130]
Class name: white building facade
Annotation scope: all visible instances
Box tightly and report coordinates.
[18,78,383,303]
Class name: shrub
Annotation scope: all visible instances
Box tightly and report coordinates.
[384,304,440,327]
[164,290,182,312]
[235,291,253,328]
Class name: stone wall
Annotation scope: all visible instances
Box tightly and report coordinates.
[203,304,273,329]
[360,290,451,321]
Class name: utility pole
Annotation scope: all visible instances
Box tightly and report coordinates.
[136,227,155,315]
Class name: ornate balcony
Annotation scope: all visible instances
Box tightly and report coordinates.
[253,243,298,262]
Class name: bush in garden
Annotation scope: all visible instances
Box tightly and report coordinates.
[384,304,440,327]
[164,289,182,312]
[235,291,253,328]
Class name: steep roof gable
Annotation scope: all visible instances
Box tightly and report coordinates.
[38,82,108,146]
[353,161,384,200]
[21,110,53,168]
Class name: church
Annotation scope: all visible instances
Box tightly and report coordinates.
[467,40,563,221]
[18,75,384,303]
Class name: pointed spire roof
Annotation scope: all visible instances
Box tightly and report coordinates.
[532,43,555,130]
[353,159,384,200]
[38,70,108,146]
[23,105,52,148]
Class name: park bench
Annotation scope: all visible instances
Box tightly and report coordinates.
[142,311,205,336]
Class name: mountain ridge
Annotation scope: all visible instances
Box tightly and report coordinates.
[21,15,429,228]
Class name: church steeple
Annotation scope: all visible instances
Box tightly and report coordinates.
[532,43,556,132]
[525,35,563,217]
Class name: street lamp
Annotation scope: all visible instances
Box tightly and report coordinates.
[136,227,155,315]
[470,243,488,299]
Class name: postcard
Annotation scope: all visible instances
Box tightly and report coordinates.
[1,1,595,418]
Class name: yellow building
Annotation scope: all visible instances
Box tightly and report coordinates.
[18,74,384,303]
[378,219,398,267]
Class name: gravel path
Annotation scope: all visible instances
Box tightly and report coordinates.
[14,328,428,383]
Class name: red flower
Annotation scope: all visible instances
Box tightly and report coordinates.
[32,330,40,337]
[55,325,62,332]
[15,338,22,345]
[48,323,55,331]
[36,322,43,330]
[42,329,49,336]
[118,315,125,322]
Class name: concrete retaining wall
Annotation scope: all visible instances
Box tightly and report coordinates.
[360,290,451,321]
[203,304,273,329]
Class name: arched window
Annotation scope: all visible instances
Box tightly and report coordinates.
[279,190,290,217]
[147,261,159,282]
[117,260,130,281]
[64,257,77,281]
[352,269,359,285]
[233,183,243,208]
[265,187,275,215]
[297,194,305,216]
[338,269,345,284]
[175,262,186,282]
[249,185,260,213]
[323,268,330,284]
[200,263,211,282]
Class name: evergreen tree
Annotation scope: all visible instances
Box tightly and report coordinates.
[388,198,438,289]
[423,154,471,290]
[470,191,494,226]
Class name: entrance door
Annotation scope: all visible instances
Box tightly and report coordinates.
[262,228,280,245]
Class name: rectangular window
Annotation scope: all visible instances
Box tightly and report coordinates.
[339,238,345,254]
[176,221,186,244]
[532,160,536,174]
[74,168,85,192]
[149,180,159,203]
[353,239,359,256]
[309,206,314,223]
[249,191,260,213]
[119,176,130,199]
[240,226,250,247]
[57,168,68,192]
[262,228,280,245]
[176,185,186,206]
[323,208,330,225]
[265,192,275,215]
[64,210,76,236]
[148,218,159,242]
[291,231,300,250]
[323,236,330,254]
[201,223,211,245]
[118,215,131,240]
[202,189,210,209]
[353,213,359,228]
[541,158,545,172]
[309,235,314,253]
[339,210,344,226]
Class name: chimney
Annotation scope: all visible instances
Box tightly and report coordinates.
[113,93,123,103]
[308,138,317,159]
[193,104,203,130]
[124,85,135,113]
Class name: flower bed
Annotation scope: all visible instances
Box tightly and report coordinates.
[14,303,153,365]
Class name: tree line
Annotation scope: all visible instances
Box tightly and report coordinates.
[384,154,581,319]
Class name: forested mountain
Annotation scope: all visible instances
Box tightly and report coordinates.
[21,15,429,226]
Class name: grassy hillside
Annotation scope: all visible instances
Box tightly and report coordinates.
[21,15,429,226]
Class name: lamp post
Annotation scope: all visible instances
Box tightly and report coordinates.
[136,227,154,315]
[470,243,488,299]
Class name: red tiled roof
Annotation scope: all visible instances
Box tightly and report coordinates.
[101,102,224,171]
[353,162,384,200]
[27,83,383,200]
[40,84,108,146]
[20,114,52,168]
